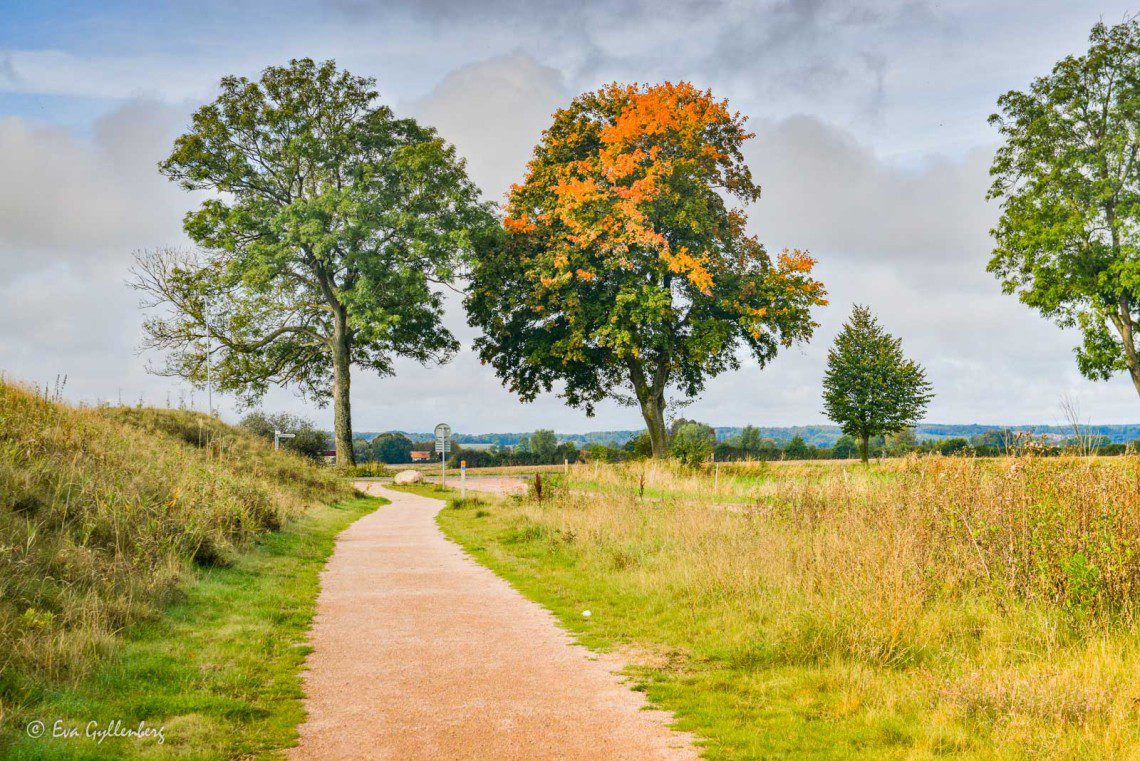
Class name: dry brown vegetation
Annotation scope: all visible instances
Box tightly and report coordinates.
[0,381,352,719]
[442,456,1140,756]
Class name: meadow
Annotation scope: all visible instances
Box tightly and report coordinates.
[0,381,362,756]
[439,456,1140,758]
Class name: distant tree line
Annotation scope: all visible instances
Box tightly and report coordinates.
[341,419,1139,468]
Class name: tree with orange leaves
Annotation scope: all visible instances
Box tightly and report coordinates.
[466,82,827,457]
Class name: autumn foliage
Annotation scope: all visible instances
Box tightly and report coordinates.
[468,82,827,456]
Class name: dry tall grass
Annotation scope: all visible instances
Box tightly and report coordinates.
[492,456,1140,754]
[0,381,352,714]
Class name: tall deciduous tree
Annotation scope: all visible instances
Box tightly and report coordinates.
[467,82,827,457]
[133,59,492,465]
[988,19,1140,398]
[369,432,415,464]
[529,429,558,463]
[822,305,933,463]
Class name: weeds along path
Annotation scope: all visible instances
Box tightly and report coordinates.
[290,483,695,760]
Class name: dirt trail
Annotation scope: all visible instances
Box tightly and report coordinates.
[289,483,696,760]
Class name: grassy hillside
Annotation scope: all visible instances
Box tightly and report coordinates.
[440,457,1140,757]
[0,381,353,734]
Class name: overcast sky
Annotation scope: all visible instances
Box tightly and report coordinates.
[2,0,1138,433]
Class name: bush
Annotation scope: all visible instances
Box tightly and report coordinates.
[238,410,330,460]
[670,422,714,466]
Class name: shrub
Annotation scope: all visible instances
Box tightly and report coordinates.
[670,422,714,467]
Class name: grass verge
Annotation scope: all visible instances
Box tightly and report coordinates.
[437,458,1140,758]
[384,482,458,500]
[1,495,382,759]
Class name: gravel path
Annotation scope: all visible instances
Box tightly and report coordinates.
[289,483,696,760]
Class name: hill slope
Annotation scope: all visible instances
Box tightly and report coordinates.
[0,382,352,719]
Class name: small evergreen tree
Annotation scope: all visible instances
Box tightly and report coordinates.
[822,305,934,463]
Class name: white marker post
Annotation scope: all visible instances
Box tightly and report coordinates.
[434,423,451,489]
[461,460,467,499]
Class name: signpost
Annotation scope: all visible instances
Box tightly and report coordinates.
[274,430,295,451]
[434,423,451,488]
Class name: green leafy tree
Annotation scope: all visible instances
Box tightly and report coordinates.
[466,82,827,458]
[886,427,918,455]
[832,434,858,459]
[669,418,715,441]
[132,59,492,465]
[555,441,582,464]
[670,422,715,467]
[584,442,617,463]
[369,432,414,464]
[238,411,329,460]
[624,432,654,458]
[822,305,934,463]
[988,19,1140,398]
[938,437,971,455]
[739,425,763,456]
[530,429,558,463]
[783,435,812,460]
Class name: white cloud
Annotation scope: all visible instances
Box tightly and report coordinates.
[0,100,196,406]
[405,52,566,203]
[1,26,1137,433]
[0,49,217,102]
[0,103,188,262]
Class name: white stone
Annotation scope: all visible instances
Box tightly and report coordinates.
[393,470,424,485]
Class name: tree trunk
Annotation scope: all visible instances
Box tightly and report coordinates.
[332,309,355,467]
[860,434,870,464]
[629,360,669,458]
[640,393,669,458]
[1112,297,1140,398]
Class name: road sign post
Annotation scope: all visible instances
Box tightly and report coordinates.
[434,423,451,489]
[461,460,466,499]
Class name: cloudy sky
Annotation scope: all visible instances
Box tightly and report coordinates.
[2,0,1137,434]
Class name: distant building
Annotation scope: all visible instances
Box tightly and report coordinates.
[410,450,433,461]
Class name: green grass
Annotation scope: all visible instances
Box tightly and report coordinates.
[1,382,354,717]
[1,495,383,759]
[433,509,950,759]
[437,459,1140,758]
[384,482,458,500]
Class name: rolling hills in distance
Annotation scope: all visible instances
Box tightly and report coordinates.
[355,423,1140,448]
